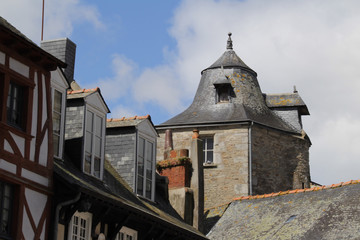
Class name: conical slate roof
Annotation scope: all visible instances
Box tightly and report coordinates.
[158,33,298,133]
[204,33,256,76]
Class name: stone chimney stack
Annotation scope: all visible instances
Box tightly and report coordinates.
[41,38,76,82]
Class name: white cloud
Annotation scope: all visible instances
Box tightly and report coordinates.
[109,105,136,119]
[98,54,137,101]
[0,0,103,43]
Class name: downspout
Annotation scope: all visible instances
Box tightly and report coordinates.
[248,122,253,196]
[53,192,81,240]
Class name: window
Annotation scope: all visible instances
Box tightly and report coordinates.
[53,89,64,158]
[216,85,230,103]
[7,81,25,130]
[84,110,104,178]
[203,137,214,164]
[69,212,92,240]
[0,181,14,239]
[136,137,155,200]
[115,226,137,240]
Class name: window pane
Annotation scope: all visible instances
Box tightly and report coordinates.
[138,138,145,158]
[54,90,62,113]
[86,111,93,132]
[85,132,92,152]
[95,136,101,157]
[84,154,91,174]
[53,112,61,134]
[94,157,100,178]
[53,135,60,156]
[206,151,213,163]
[0,182,13,236]
[7,81,24,129]
[137,176,143,195]
[206,138,213,150]
[95,115,102,137]
[146,179,151,199]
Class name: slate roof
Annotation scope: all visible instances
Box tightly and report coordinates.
[0,16,66,70]
[106,115,153,128]
[265,93,310,115]
[54,158,208,240]
[158,34,301,134]
[202,33,256,76]
[207,180,360,240]
[67,87,110,113]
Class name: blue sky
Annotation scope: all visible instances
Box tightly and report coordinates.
[2,0,360,185]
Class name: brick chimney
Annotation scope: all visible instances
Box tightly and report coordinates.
[41,38,76,82]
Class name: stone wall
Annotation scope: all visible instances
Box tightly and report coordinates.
[251,125,310,195]
[157,125,249,210]
[105,128,136,190]
[65,104,84,139]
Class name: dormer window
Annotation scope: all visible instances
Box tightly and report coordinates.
[214,76,233,104]
[84,108,105,179]
[217,86,230,103]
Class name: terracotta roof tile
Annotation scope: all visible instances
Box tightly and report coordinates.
[232,179,360,202]
[107,115,150,122]
[67,87,99,95]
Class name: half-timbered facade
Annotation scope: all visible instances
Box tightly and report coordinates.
[0,17,65,239]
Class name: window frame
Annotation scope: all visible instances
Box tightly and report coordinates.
[51,87,66,159]
[136,133,156,201]
[0,181,14,240]
[202,136,214,164]
[68,211,92,240]
[115,226,138,240]
[6,80,28,131]
[83,105,105,179]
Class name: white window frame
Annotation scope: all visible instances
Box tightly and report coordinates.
[68,211,92,240]
[136,133,156,201]
[203,136,214,164]
[51,87,66,159]
[115,226,138,240]
[83,105,105,179]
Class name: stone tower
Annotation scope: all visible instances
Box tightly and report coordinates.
[156,33,311,230]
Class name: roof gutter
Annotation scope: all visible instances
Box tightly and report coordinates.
[248,121,253,196]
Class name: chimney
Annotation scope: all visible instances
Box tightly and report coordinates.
[41,38,76,82]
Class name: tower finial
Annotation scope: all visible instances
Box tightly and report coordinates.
[227,32,233,50]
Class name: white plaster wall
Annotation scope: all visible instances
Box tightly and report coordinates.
[4,139,14,154]
[0,51,5,65]
[9,57,29,78]
[22,169,49,187]
[25,188,47,227]
[0,159,16,174]
[22,206,35,240]
[9,132,24,157]
[39,129,48,166]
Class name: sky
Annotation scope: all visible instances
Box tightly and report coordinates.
[1,0,360,185]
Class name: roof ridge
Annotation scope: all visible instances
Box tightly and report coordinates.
[233,179,360,201]
[67,87,99,95]
[204,201,232,212]
[107,114,150,122]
